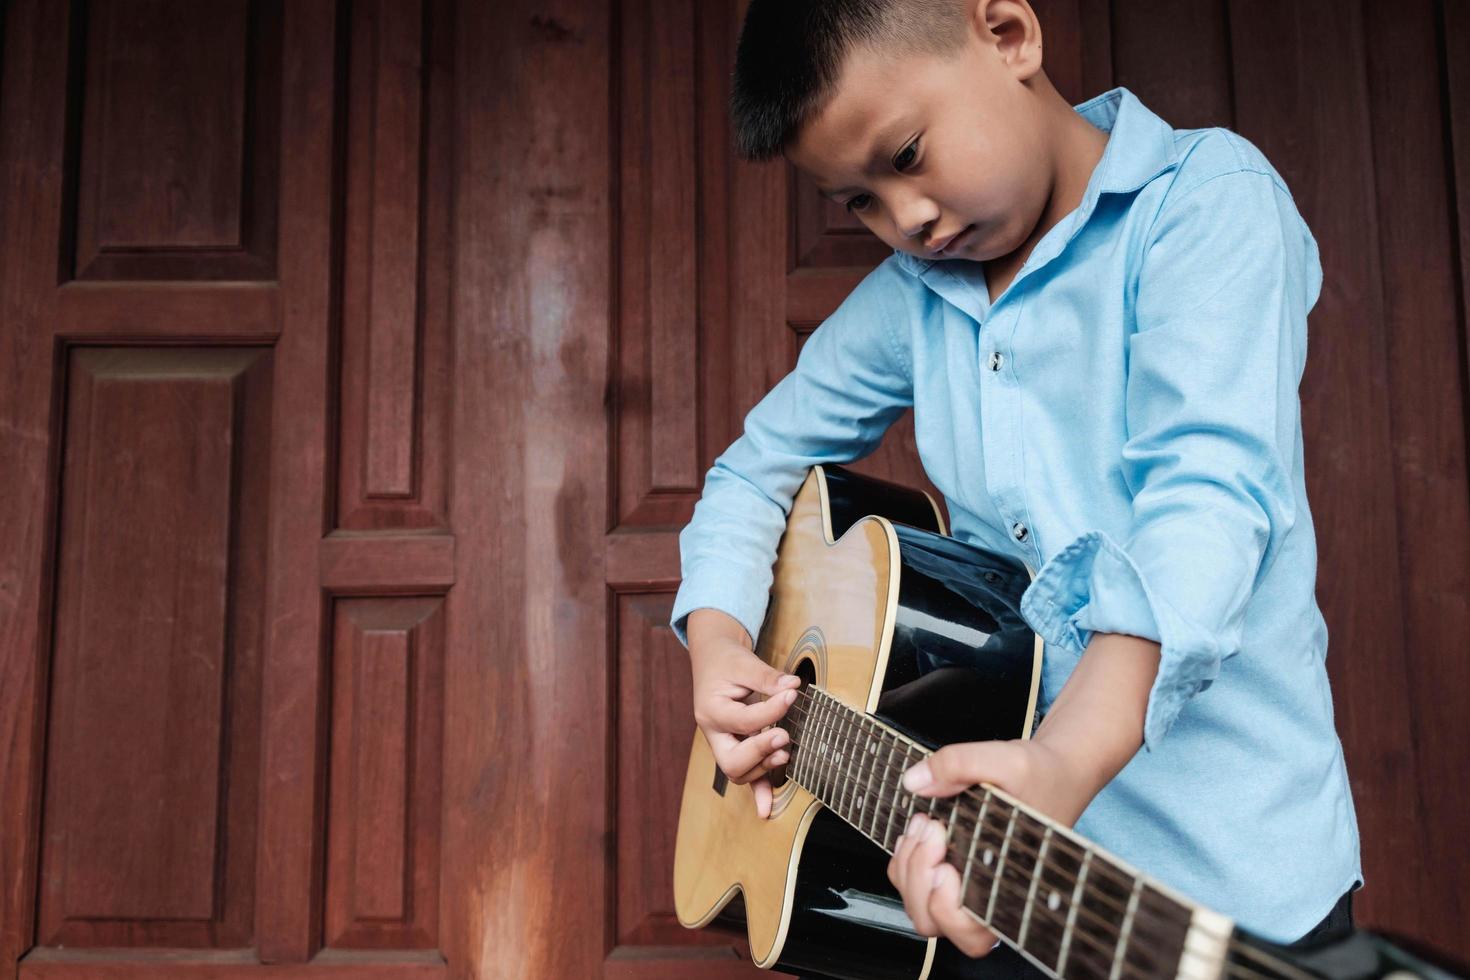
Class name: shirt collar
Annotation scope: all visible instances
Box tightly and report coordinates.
[893,86,1178,278]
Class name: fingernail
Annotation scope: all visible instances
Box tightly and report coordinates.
[902,761,932,793]
[906,814,922,837]
[771,750,789,765]
[771,729,788,747]
[784,689,797,704]
[925,820,944,843]
[781,674,800,688]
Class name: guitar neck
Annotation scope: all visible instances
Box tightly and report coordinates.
[779,686,1234,979]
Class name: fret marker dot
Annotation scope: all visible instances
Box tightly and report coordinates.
[983,848,994,866]
[1047,890,1061,912]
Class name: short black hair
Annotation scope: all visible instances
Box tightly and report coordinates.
[729,0,971,161]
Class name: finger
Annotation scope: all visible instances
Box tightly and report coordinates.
[736,657,802,697]
[752,777,773,819]
[729,748,789,786]
[902,815,947,936]
[887,820,920,890]
[928,862,999,957]
[711,728,789,782]
[705,686,798,735]
[903,742,1022,798]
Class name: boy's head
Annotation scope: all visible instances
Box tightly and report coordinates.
[731,0,1069,264]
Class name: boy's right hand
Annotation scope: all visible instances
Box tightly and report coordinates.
[687,608,801,820]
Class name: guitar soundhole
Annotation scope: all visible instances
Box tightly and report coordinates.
[769,657,819,792]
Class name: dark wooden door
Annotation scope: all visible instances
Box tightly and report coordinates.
[0,0,456,975]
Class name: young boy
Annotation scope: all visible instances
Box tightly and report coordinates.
[672,0,1362,970]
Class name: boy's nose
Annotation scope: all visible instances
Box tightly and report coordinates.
[892,197,939,241]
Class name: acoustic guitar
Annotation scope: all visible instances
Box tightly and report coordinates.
[672,464,1463,980]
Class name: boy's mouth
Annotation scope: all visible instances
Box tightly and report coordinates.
[928,224,974,256]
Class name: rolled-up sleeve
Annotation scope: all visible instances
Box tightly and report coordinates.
[1019,168,1319,750]
[669,256,916,649]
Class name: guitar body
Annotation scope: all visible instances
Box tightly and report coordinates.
[674,465,1043,979]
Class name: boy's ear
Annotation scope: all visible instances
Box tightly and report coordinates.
[969,0,1044,82]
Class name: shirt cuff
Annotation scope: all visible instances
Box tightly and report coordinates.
[669,570,770,652]
[1018,528,1222,751]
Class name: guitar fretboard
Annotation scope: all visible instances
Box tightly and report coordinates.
[778,686,1232,980]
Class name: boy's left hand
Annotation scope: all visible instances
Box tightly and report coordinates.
[885,737,1097,958]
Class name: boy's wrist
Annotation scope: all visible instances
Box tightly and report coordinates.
[1030,631,1161,800]
[687,607,754,652]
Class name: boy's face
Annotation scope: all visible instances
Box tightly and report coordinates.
[784,1,1052,264]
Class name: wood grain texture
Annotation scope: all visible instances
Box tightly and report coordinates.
[252,0,337,963]
[36,348,271,950]
[72,0,282,280]
[0,0,76,960]
[1226,0,1454,948]
[445,1,612,978]
[325,597,446,949]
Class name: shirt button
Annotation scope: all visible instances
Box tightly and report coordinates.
[1012,522,1029,542]
[988,351,1004,371]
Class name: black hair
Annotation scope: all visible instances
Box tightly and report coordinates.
[729,0,971,161]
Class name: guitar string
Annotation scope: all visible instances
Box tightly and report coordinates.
[781,691,1199,911]
[802,776,1240,980]
[773,704,1197,971]
[777,695,1161,913]
[779,727,1194,976]
[774,694,1316,980]
[775,697,1217,947]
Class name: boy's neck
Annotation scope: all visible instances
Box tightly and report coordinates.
[983,87,1110,291]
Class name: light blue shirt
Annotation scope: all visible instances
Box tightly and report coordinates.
[670,86,1362,943]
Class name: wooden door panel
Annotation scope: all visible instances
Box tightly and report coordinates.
[71,0,282,281]
[1,0,454,974]
[38,347,271,950]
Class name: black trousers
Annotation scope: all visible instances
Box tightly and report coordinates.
[801,885,1356,980]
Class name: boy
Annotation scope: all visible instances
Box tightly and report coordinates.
[672,0,1362,970]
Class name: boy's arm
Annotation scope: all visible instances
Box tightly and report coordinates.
[671,254,916,649]
[1020,164,1318,752]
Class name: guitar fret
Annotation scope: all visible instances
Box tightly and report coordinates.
[985,804,1019,923]
[867,729,887,841]
[800,693,817,794]
[1109,876,1146,980]
[990,808,1044,941]
[826,695,842,806]
[840,709,858,820]
[883,737,904,851]
[826,695,843,808]
[793,693,805,787]
[1017,825,1054,949]
[815,694,834,801]
[1130,884,1194,977]
[903,744,920,826]
[959,791,988,903]
[836,705,854,820]
[1025,822,1083,972]
[857,718,876,828]
[876,728,887,846]
[1056,848,1092,977]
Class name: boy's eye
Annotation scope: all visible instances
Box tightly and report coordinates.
[840,138,919,213]
[893,138,920,171]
